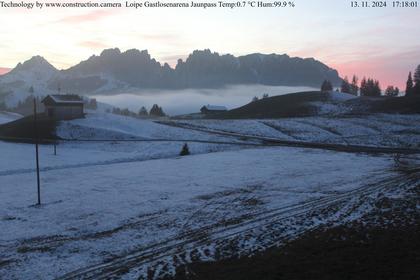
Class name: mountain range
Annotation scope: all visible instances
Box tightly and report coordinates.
[0,48,341,105]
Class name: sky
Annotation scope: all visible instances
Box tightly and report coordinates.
[0,0,419,88]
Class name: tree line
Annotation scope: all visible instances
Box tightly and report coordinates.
[108,104,166,118]
[320,64,420,97]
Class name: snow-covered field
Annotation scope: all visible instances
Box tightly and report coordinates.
[172,114,420,148]
[0,111,22,125]
[0,112,419,279]
[0,113,253,175]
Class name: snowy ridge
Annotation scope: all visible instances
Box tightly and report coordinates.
[0,111,22,124]
[0,56,58,107]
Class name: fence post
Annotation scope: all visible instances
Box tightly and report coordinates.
[34,98,41,205]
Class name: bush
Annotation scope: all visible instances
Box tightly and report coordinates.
[180,143,190,156]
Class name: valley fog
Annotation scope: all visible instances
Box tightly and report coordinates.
[92,85,316,116]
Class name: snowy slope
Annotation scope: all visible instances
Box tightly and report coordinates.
[0,146,401,279]
[0,56,58,107]
[0,111,22,124]
[176,114,420,148]
[56,112,256,143]
[0,113,250,174]
[1,111,418,279]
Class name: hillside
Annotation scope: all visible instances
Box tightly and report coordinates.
[0,111,22,125]
[217,91,420,119]
[1,110,419,279]
[0,114,57,142]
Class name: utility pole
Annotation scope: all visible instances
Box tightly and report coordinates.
[34,98,41,205]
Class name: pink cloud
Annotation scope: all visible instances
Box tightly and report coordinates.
[79,41,108,49]
[56,10,115,24]
[0,67,11,75]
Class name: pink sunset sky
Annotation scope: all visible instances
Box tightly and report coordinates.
[1,0,419,89]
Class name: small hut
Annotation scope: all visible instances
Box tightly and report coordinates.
[42,95,84,120]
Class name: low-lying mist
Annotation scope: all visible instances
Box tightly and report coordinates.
[92,85,316,116]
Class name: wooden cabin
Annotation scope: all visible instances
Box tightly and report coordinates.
[42,95,84,120]
[200,105,228,114]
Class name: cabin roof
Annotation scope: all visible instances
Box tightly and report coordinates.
[42,94,84,105]
[202,105,227,111]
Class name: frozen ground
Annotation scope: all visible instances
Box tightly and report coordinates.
[0,112,419,279]
[170,114,420,148]
[0,113,254,175]
[1,146,412,280]
[0,111,22,125]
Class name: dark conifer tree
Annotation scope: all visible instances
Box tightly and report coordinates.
[340,76,351,93]
[360,78,381,97]
[360,77,367,95]
[138,106,148,116]
[406,72,413,96]
[385,86,399,97]
[149,104,165,117]
[413,65,420,95]
[180,143,190,156]
[321,80,333,92]
[350,75,359,95]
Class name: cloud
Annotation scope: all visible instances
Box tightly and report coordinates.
[140,34,179,42]
[159,54,189,66]
[55,10,115,24]
[79,40,108,49]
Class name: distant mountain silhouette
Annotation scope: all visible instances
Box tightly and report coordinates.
[9,55,57,75]
[1,48,342,96]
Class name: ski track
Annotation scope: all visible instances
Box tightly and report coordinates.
[56,173,415,280]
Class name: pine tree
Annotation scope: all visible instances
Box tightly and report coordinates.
[149,104,166,117]
[321,80,333,92]
[360,77,367,96]
[350,75,359,96]
[340,76,351,93]
[179,143,190,156]
[406,72,413,96]
[360,78,381,97]
[138,106,148,116]
[385,86,399,97]
[413,65,420,95]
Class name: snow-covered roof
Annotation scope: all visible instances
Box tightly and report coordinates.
[203,105,228,111]
[43,94,84,104]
